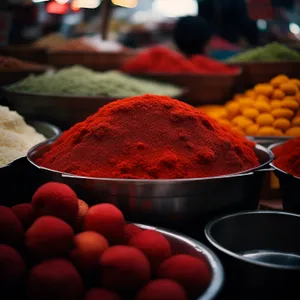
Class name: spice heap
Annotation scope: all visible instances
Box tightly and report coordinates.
[33,33,67,49]
[122,46,238,74]
[0,56,43,71]
[273,137,300,177]
[50,39,98,52]
[9,66,181,98]
[0,182,212,300]
[0,105,45,167]
[227,42,300,63]
[38,95,259,179]
[198,75,300,137]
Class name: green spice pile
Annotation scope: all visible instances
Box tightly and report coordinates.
[227,42,300,63]
[8,66,181,98]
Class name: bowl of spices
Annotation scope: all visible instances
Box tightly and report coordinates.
[0,105,61,206]
[0,55,48,86]
[227,42,300,88]
[122,46,241,105]
[3,66,183,128]
[205,211,300,299]
[269,138,300,214]
[27,94,273,227]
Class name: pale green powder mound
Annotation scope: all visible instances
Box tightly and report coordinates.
[9,66,182,98]
[227,42,300,63]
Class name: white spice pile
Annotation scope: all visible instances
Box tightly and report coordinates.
[0,106,45,167]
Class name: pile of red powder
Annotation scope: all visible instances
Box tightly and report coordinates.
[121,46,238,74]
[273,137,300,177]
[37,95,259,179]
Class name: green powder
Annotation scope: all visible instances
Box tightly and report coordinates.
[9,66,182,98]
[227,42,300,63]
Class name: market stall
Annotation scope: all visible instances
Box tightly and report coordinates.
[1,0,300,299]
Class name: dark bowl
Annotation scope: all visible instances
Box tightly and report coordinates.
[269,142,300,214]
[205,211,300,299]
[0,121,61,207]
[130,71,242,105]
[2,88,184,130]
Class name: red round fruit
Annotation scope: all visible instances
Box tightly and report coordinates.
[26,216,74,258]
[157,254,212,297]
[12,203,34,229]
[0,245,25,290]
[74,199,89,231]
[100,246,151,291]
[0,206,23,246]
[71,231,109,272]
[84,204,125,243]
[129,230,171,271]
[123,224,143,244]
[28,258,83,300]
[85,288,121,300]
[32,182,78,224]
[135,279,188,300]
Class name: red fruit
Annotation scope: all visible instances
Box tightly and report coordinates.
[84,204,125,243]
[26,216,74,258]
[100,246,151,291]
[157,254,212,297]
[74,199,89,231]
[129,230,171,271]
[28,258,83,300]
[0,245,25,290]
[0,206,23,246]
[12,203,34,229]
[32,182,78,224]
[135,279,188,300]
[123,224,143,244]
[85,288,121,300]
[71,231,109,272]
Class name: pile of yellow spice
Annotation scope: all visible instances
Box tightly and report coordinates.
[199,75,300,137]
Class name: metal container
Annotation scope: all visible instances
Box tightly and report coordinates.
[137,224,224,300]
[0,121,61,207]
[269,142,300,214]
[2,89,184,130]
[205,211,300,299]
[27,142,273,227]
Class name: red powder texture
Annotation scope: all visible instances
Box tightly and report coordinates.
[37,95,259,179]
[121,46,237,74]
[273,137,300,177]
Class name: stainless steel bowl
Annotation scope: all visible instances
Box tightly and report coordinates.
[0,121,61,207]
[27,141,273,227]
[137,223,224,300]
[269,142,300,214]
[205,211,300,299]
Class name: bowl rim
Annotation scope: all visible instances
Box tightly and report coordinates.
[205,210,300,270]
[137,223,224,300]
[268,142,300,180]
[27,142,274,183]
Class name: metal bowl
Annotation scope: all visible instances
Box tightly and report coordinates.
[137,223,224,300]
[269,142,300,214]
[0,121,61,207]
[205,211,300,299]
[27,141,273,227]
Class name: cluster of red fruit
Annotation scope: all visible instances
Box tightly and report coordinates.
[0,182,212,300]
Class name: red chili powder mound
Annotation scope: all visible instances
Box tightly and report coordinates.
[37,95,259,179]
[273,137,300,177]
[122,46,201,74]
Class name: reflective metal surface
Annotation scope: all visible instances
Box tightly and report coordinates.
[205,211,300,298]
[269,142,300,214]
[27,141,273,225]
[137,224,224,300]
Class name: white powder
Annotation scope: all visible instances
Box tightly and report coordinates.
[0,106,45,167]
